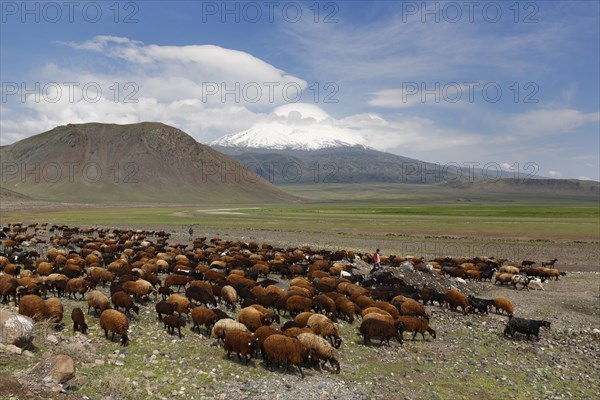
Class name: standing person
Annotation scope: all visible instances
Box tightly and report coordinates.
[370,249,381,273]
[188,226,194,241]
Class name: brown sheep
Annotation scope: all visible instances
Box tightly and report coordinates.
[65,278,90,300]
[444,290,469,315]
[88,267,116,285]
[121,279,154,300]
[307,314,342,349]
[359,318,404,346]
[338,282,368,298]
[87,290,111,316]
[204,269,225,283]
[18,294,48,322]
[313,294,337,318]
[335,296,358,324]
[373,301,400,319]
[464,270,481,281]
[499,265,520,275]
[396,316,436,341]
[3,263,20,276]
[190,280,213,293]
[362,307,393,320]
[283,327,315,338]
[167,294,192,319]
[155,300,176,321]
[71,307,88,334]
[163,315,186,338]
[0,274,19,305]
[111,291,140,318]
[493,272,514,286]
[224,331,259,364]
[362,311,394,325]
[493,297,514,317]
[99,309,129,346]
[191,306,219,336]
[238,307,274,332]
[221,285,238,311]
[353,294,375,310]
[394,298,428,319]
[286,295,313,317]
[262,334,307,378]
[36,261,55,276]
[265,284,286,299]
[293,312,315,328]
[45,297,64,324]
[164,274,193,292]
[254,326,282,349]
[287,286,313,298]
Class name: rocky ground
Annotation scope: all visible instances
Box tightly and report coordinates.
[1,226,599,400]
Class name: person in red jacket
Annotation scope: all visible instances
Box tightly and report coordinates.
[370,249,381,273]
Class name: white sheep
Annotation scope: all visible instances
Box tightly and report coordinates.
[527,278,545,291]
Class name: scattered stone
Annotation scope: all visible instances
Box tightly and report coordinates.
[0,310,35,348]
[29,354,75,384]
[46,334,59,345]
[5,344,23,354]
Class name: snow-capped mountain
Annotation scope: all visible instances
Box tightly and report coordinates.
[211,103,368,150]
[211,123,367,150]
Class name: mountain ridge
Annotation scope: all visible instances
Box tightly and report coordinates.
[0,122,297,203]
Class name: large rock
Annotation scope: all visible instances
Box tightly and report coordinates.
[0,310,35,348]
[30,354,75,384]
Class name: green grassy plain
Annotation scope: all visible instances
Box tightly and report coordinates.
[2,183,598,242]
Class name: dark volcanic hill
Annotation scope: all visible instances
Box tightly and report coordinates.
[212,145,509,185]
[0,123,296,203]
[212,145,599,196]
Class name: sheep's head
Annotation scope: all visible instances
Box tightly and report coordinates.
[395,320,406,335]
[249,337,259,353]
[329,356,341,374]
[541,320,551,329]
[270,313,280,324]
[261,314,274,326]
[428,328,437,339]
[333,336,342,349]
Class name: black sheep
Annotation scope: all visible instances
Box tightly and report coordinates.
[467,295,493,314]
[503,317,551,340]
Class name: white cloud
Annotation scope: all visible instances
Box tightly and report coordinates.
[548,170,562,178]
[502,109,600,138]
[369,83,486,109]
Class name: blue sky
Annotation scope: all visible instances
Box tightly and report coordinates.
[1,0,599,180]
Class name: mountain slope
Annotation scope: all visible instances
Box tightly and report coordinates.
[213,145,484,184]
[212,145,599,197]
[0,122,296,203]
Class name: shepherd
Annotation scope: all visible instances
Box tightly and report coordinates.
[188,226,194,241]
[370,249,381,273]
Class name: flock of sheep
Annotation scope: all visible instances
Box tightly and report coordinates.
[0,223,559,378]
